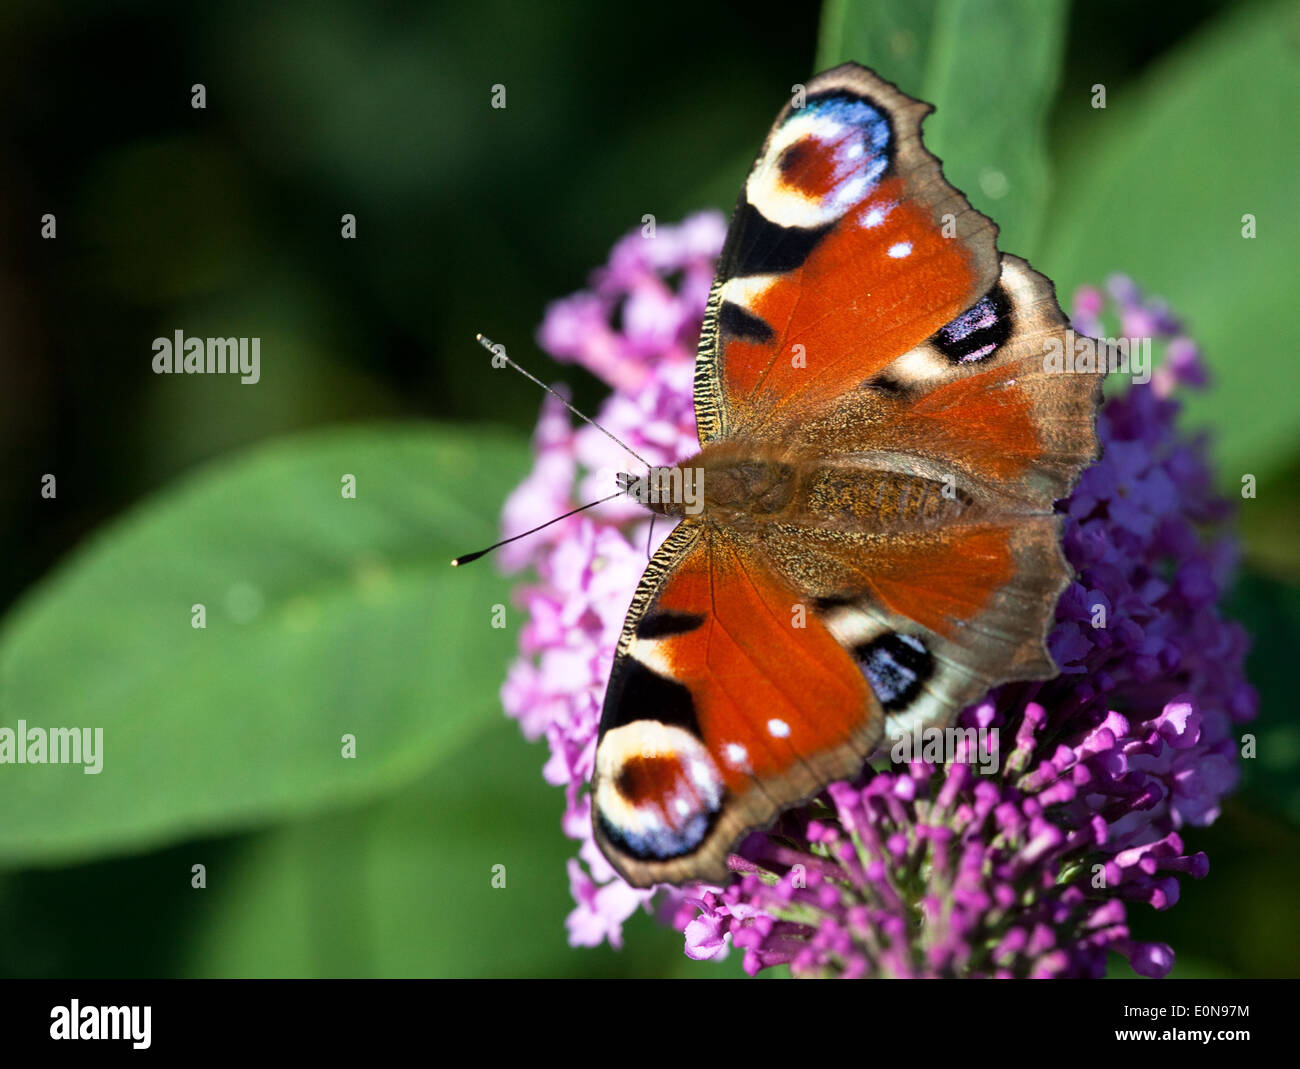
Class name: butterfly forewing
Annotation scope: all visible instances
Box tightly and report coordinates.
[593,520,882,887]
[694,64,1000,444]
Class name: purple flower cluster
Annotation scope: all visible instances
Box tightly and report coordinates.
[499,218,1255,974]
[499,213,723,946]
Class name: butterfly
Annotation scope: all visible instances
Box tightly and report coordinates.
[591,63,1104,888]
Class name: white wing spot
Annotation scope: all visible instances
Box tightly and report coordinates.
[861,206,888,228]
[834,174,868,208]
[888,242,913,258]
[767,718,791,738]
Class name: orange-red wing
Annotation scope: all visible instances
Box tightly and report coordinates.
[592,521,883,887]
[858,526,1016,644]
[694,64,999,443]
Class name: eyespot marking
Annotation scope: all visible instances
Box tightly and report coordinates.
[933,285,1013,365]
[855,632,934,711]
[595,721,725,862]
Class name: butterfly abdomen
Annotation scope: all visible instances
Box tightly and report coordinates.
[693,442,977,535]
[794,463,977,532]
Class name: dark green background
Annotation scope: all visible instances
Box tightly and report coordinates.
[0,0,1296,977]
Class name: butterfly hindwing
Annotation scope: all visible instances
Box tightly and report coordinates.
[750,510,1071,744]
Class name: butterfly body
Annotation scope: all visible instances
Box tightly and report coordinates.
[662,442,993,523]
[592,64,1104,888]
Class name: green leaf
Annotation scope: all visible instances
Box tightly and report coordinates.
[0,422,528,865]
[1224,571,1300,827]
[182,716,742,977]
[817,0,1067,257]
[1039,0,1300,484]
[0,718,748,977]
[1122,800,1300,978]
[1239,456,1300,584]
[816,0,936,92]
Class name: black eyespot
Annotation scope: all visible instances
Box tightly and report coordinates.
[854,633,934,711]
[932,285,1013,365]
[596,788,719,862]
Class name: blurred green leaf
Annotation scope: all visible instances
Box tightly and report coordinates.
[1225,571,1300,827]
[816,0,936,91]
[817,0,1067,257]
[183,715,739,977]
[1123,800,1300,979]
[1239,458,1300,583]
[1040,0,1300,484]
[0,422,527,864]
[79,137,258,304]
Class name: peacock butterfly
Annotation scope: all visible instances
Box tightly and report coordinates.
[589,63,1105,888]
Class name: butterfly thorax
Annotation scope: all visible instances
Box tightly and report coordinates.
[692,445,797,518]
[620,445,794,521]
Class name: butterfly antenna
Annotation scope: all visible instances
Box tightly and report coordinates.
[474,333,652,469]
[450,491,623,567]
[645,514,656,561]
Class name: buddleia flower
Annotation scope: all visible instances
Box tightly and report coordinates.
[499,215,1255,976]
